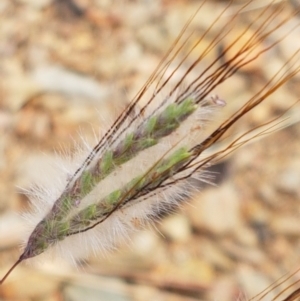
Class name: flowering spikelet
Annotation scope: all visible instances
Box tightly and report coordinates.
[1,0,300,285]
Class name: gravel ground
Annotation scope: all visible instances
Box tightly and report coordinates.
[0,1,300,301]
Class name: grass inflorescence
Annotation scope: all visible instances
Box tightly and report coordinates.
[1,2,300,300]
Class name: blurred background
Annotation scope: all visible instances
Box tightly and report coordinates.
[1,0,300,300]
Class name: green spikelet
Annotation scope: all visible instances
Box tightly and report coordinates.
[100,151,114,177]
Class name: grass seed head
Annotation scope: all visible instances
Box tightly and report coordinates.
[1,2,300,295]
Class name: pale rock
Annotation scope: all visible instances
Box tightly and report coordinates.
[15,108,52,139]
[199,238,234,270]
[0,111,13,131]
[0,267,59,300]
[155,258,214,287]
[166,1,228,36]
[30,66,110,102]
[2,68,39,111]
[134,284,201,301]
[209,275,238,301]
[234,226,258,247]
[231,144,259,169]
[270,236,292,261]
[63,280,130,301]
[236,264,275,299]
[276,165,300,196]
[122,2,161,27]
[189,183,242,235]
[95,54,122,79]
[17,0,52,9]
[0,135,7,171]
[160,214,192,243]
[220,239,266,264]
[258,183,280,207]
[245,200,270,225]
[121,41,142,61]
[137,24,170,53]
[0,1,9,13]
[15,152,68,190]
[131,230,162,259]
[0,212,25,248]
[57,104,96,124]
[270,215,300,236]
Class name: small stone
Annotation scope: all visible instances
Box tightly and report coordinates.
[0,1,9,12]
[236,264,275,299]
[199,238,234,270]
[276,166,300,196]
[63,280,130,301]
[244,200,270,225]
[121,41,142,61]
[15,107,52,139]
[234,226,258,247]
[0,267,60,300]
[221,238,266,264]
[154,258,214,288]
[258,183,279,207]
[137,24,170,53]
[131,230,161,258]
[0,212,25,248]
[160,214,192,243]
[270,215,300,236]
[209,275,238,301]
[30,66,110,102]
[2,63,39,111]
[17,0,52,9]
[188,183,242,235]
[269,236,292,261]
[0,111,13,131]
